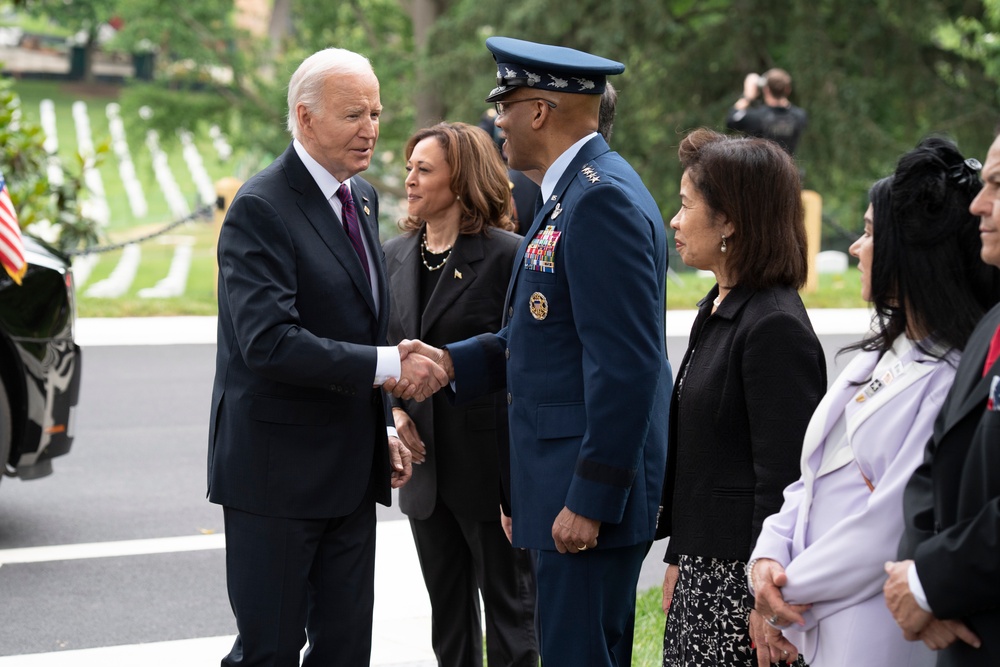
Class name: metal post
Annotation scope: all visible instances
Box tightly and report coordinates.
[802,189,822,293]
[214,177,243,291]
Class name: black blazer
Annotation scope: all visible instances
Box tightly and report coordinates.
[656,284,827,562]
[384,228,521,521]
[208,143,394,519]
[899,302,1000,666]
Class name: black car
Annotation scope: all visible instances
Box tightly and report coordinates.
[0,235,81,485]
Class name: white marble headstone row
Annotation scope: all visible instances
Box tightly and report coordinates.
[106,103,148,218]
[179,130,217,206]
[72,101,109,226]
[146,130,190,219]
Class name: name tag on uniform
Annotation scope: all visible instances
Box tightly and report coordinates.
[989,375,1000,412]
[524,225,561,273]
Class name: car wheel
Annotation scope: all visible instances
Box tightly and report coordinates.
[0,377,10,486]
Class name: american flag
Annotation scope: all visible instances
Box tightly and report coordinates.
[0,172,26,285]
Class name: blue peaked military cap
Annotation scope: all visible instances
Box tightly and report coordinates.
[485,36,625,103]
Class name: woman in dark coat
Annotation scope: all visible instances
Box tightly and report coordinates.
[658,128,827,666]
[383,122,537,667]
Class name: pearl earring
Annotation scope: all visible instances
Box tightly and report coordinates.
[720,235,728,253]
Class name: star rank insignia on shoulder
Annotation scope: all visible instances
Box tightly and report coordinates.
[581,163,600,184]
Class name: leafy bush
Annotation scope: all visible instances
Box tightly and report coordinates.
[0,76,105,252]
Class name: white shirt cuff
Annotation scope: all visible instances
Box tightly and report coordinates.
[374,346,401,385]
[386,426,398,439]
[908,561,933,613]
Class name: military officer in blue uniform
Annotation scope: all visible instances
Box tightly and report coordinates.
[393,37,672,665]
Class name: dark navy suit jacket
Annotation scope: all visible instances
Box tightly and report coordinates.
[447,135,672,551]
[208,143,393,519]
[900,302,1000,666]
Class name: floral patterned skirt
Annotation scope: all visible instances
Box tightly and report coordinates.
[663,555,753,666]
[663,554,809,667]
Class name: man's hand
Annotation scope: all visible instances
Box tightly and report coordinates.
[383,340,450,401]
[751,558,810,627]
[551,506,599,554]
[662,564,679,614]
[734,72,760,110]
[391,408,425,464]
[500,508,513,544]
[884,560,932,636]
[402,339,454,380]
[918,618,981,651]
[387,435,412,488]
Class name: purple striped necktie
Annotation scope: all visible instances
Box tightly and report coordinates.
[336,183,371,287]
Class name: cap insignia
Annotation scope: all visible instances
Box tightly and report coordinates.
[574,78,595,90]
[549,74,569,88]
[526,71,541,85]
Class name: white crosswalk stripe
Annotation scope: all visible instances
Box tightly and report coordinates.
[0,521,437,666]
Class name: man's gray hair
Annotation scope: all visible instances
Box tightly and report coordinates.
[286,48,374,140]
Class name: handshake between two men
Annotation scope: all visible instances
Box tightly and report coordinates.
[383,339,455,402]
[377,339,453,491]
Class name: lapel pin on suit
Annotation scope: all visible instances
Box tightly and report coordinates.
[454,269,463,280]
[551,203,563,220]
[362,195,370,215]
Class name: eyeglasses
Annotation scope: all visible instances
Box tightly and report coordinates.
[494,98,558,117]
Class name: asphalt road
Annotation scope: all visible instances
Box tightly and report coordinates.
[0,331,862,661]
[0,345,231,657]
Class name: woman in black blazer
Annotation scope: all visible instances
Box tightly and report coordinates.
[657,128,827,667]
[384,122,537,666]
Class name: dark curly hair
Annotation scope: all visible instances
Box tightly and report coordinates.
[850,137,1000,358]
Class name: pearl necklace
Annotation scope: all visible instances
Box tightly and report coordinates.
[421,232,453,271]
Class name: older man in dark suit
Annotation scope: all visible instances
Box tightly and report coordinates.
[885,132,1000,665]
[208,48,447,666]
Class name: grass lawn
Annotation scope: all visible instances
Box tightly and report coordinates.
[76,232,867,317]
[9,82,867,318]
[667,270,867,310]
[13,79,232,232]
[5,78,238,317]
[74,219,219,317]
[634,586,665,666]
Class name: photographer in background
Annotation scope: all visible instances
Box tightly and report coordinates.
[726,68,808,156]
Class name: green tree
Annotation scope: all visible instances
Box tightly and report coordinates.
[111,0,284,164]
[26,0,120,83]
[102,0,1000,243]
[933,0,1000,100]
[0,78,103,252]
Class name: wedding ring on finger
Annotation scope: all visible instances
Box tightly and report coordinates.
[766,614,791,629]
[578,544,588,551]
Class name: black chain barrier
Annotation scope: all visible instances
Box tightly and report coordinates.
[67,203,214,256]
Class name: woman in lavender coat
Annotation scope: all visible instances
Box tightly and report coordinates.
[747,138,1000,666]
